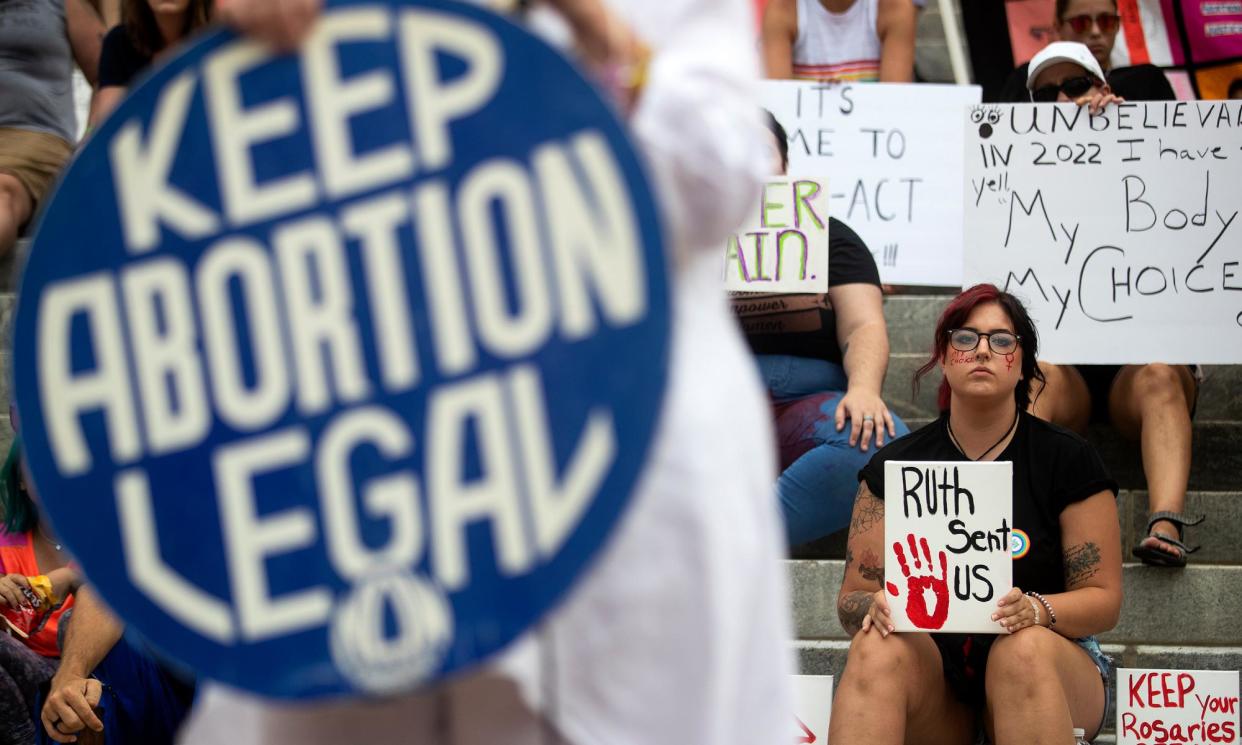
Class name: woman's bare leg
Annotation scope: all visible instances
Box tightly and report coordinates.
[1109,363,1197,559]
[1028,363,1091,436]
[829,630,974,745]
[985,628,1106,745]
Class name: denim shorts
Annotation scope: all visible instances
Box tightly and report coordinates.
[1076,635,1115,740]
[953,634,1114,744]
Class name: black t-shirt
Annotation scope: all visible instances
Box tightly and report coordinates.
[858,411,1117,596]
[995,61,1176,103]
[735,218,881,365]
[99,26,154,89]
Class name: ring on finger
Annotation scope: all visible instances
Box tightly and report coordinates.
[862,414,874,422]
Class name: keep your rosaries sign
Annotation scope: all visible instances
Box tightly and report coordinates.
[12,0,670,699]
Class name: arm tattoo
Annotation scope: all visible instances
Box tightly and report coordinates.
[844,546,855,572]
[858,548,884,584]
[849,486,885,536]
[838,591,875,636]
[1063,542,1101,587]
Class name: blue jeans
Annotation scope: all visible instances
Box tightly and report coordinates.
[758,355,909,546]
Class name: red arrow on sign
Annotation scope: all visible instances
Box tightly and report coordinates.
[794,715,816,743]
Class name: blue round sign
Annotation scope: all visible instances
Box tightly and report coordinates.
[13,0,668,699]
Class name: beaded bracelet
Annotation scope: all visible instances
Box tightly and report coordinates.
[1026,591,1056,627]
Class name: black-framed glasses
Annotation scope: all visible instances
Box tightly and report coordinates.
[1064,12,1121,35]
[1031,75,1099,103]
[948,329,1020,354]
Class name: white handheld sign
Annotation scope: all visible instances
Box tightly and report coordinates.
[724,177,830,293]
[884,461,1013,633]
[964,101,1242,363]
[761,81,981,286]
[792,675,833,744]
[1118,669,1239,745]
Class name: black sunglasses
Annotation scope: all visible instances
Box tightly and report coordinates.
[1031,75,1099,103]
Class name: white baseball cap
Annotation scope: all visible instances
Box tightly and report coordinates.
[1026,42,1107,90]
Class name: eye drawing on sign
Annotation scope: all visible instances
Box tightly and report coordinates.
[969,105,1003,139]
[887,533,949,629]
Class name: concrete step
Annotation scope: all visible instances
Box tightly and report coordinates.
[788,559,1242,646]
[793,490,1242,565]
[887,417,1242,493]
[882,353,1242,423]
[794,640,1241,738]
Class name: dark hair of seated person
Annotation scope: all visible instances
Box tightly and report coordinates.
[762,109,789,173]
[122,0,212,57]
[0,441,36,535]
[913,283,1047,412]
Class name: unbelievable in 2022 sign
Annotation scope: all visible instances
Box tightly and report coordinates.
[13,0,669,698]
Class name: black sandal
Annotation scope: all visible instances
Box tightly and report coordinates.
[1132,511,1205,568]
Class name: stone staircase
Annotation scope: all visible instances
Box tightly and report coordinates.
[789,293,1242,736]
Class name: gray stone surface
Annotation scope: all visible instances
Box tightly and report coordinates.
[794,640,851,677]
[792,491,1241,564]
[892,417,1242,492]
[1093,422,1242,493]
[1103,565,1242,646]
[1121,491,1242,566]
[883,296,949,355]
[789,560,847,640]
[1198,366,1242,420]
[791,560,1242,646]
[1133,646,1242,672]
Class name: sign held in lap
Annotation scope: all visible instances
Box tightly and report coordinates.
[1117,669,1239,745]
[13,0,670,699]
[760,81,981,287]
[964,101,1242,364]
[884,461,1013,634]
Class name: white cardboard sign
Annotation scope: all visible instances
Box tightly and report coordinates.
[884,461,1012,634]
[724,178,830,293]
[1118,669,1239,745]
[792,675,833,744]
[760,81,981,287]
[963,101,1242,364]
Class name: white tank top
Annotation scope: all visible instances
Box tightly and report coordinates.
[792,0,882,82]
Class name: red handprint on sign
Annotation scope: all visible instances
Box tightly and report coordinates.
[886,534,950,630]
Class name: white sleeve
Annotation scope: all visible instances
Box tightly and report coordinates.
[616,0,769,261]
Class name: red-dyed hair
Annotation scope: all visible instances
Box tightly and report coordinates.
[913,284,1046,413]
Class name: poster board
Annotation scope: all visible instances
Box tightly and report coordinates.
[884,461,1013,634]
[12,0,671,699]
[963,101,1242,364]
[760,81,981,286]
[724,177,830,293]
[1117,669,1239,745]
[792,675,833,744]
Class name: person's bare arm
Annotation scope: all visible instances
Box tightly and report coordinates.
[1041,491,1123,638]
[830,282,897,451]
[761,0,797,78]
[87,86,126,129]
[875,0,915,82]
[41,586,124,743]
[65,0,107,87]
[838,482,893,636]
[215,0,323,50]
